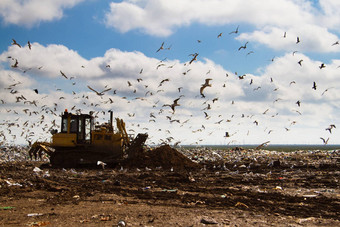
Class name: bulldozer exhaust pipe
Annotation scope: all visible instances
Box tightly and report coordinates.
[109,110,113,129]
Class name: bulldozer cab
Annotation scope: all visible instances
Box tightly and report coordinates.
[60,110,93,144]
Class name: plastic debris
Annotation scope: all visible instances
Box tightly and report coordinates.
[27,213,44,217]
[100,216,110,221]
[0,206,15,210]
[302,194,318,198]
[117,220,126,227]
[5,179,22,187]
[200,217,218,225]
[73,195,80,200]
[161,189,177,193]
[235,201,249,208]
[29,221,50,227]
[297,217,316,224]
[33,167,42,173]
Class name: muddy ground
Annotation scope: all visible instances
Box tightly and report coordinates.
[0,146,339,226]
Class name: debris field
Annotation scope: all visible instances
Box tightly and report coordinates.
[0,145,339,226]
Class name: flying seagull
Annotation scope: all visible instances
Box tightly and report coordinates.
[320,137,329,145]
[296,100,301,107]
[189,53,199,64]
[229,25,239,34]
[312,81,317,90]
[256,141,270,150]
[11,59,18,68]
[156,42,164,52]
[296,37,300,44]
[200,78,212,98]
[163,98,180,113]
[12,39,21,48]
[326,124,336,133]
[60,70,68,79]
[238,42,248,51]
[321,87,334,96]
[331,41,339,46]
[87,86,112,96]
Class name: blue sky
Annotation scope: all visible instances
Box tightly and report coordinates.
[1,0,340,146]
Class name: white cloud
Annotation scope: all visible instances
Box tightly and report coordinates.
[104,0,313,35]
[0,42,110,79]
[104,0,340,53]
[237,24,340,53]
[0,0,85,27]
[319,0,340,29]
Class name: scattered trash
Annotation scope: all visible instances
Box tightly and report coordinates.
[200,217,218,225]
[117,220,126,227]
[42,171,50,178]
[27,213,44,217]
[297,217,316,224]
[0,206,15,210]
[33,167,42,173]
[161,189,177,193]
[5,179,22,187]
[188,173,195,182]
[235,201,249,208]
[73,195,80,200]
[0,145,339,226]
[302,194,318,198]
[100,216,110,221]
[274,186,282,190]
[29,221,50,227]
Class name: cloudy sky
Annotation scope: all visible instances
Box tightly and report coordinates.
[1,0,340,146]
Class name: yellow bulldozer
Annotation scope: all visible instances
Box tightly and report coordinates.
[29,109,148,167]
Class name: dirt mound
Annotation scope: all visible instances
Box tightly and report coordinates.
[123,145,200,171]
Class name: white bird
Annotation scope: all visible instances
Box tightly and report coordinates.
[97,161,107,169]
[87,85,111,96]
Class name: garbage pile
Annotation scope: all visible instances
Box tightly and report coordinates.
[0,146,31,162]
[178,147,340,170]
[123,144,200,171]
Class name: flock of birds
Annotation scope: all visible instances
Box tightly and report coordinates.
[0,27,339,147]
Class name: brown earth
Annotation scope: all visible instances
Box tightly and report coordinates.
[0,145,339,226]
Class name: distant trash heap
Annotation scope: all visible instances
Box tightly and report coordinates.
[0,145,339,169]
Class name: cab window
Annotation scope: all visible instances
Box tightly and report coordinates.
[70,118,77,133]
[61,117,68,133]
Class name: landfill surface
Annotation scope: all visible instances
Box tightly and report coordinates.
[0,145,339,227]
